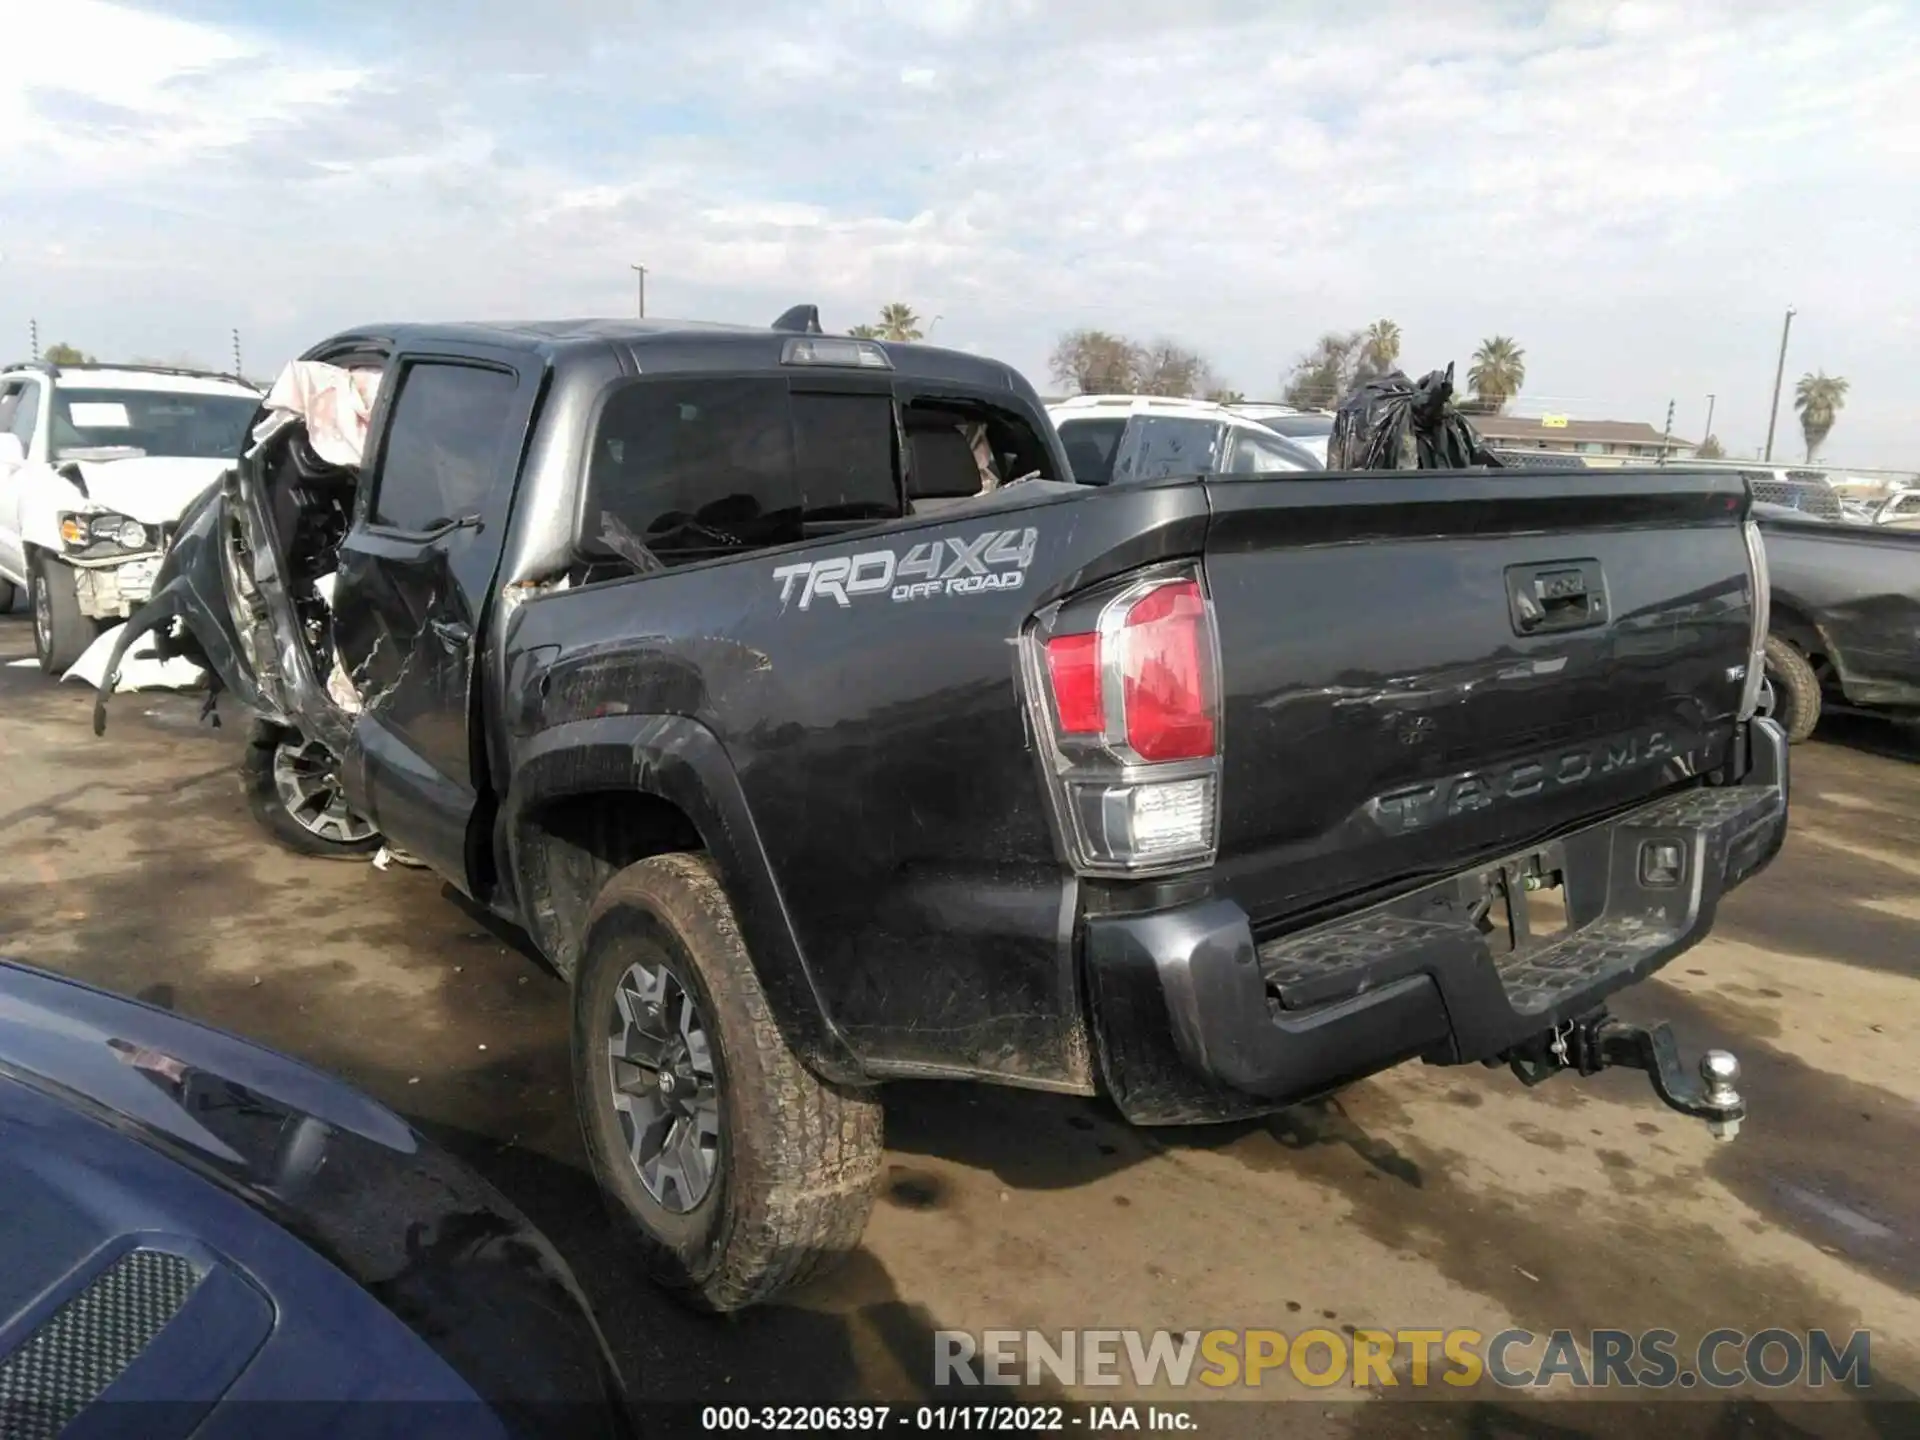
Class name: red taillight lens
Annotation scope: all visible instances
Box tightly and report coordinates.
[1044,631,1104,734]
[1117,580,1215,761]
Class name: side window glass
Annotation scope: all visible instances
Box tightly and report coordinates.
[790,392,900,526]
[372,363,519,532]
[1057,418,1126,486]
[9,381,42,448]
[1126,417,1221,481]
[1228,428,1308,474]
[585,378,802,566]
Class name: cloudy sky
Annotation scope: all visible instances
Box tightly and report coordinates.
[5,0,1916,466]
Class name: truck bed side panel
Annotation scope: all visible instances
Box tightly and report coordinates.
[501,480,1209,1088]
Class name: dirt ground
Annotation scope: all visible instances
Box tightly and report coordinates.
[2,609,1916,1438]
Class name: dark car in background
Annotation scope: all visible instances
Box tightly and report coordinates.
[1754,501,1920,742]
[0,959,631,1440]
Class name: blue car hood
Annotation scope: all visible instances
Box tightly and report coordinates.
[0,960,630,1438]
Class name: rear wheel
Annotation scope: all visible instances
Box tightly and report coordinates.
[241,720,382,858]
[573,853,883,1312]
[30,556,98,675]
[1760,634,1822,744]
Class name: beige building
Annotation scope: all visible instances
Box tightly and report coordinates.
[1475,415,1695,466]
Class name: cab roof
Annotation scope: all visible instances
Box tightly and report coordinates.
[314,314,1040,400]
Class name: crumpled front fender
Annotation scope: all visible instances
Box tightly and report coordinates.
[91,475,280,736]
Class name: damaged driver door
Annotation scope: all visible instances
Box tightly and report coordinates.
[330,348,540,891]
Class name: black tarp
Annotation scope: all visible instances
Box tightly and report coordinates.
[1326,363,1504,471]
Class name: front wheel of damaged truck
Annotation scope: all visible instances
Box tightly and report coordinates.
[241,720,382,859]
[573,854,883,1313]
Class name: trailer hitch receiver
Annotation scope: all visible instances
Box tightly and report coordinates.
[1507,1012,1745,1140]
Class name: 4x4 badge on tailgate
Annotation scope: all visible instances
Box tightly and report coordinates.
[773,527,1038,611]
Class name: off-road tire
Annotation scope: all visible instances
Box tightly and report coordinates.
[240,720,383,859]
[1762,634,1822,744]
[30,555,97,675]
[573,853,883,1312]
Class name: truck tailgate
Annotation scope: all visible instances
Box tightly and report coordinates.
[1200,468,1755,932]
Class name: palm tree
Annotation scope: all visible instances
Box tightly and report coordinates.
[1468,335,1526,412]
[847,323,882,339]
[878,303,923,342]
[1361,319,1401,377]
[1794,371,1849,462]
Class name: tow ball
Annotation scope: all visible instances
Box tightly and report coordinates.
[1506,1012,1745,1140]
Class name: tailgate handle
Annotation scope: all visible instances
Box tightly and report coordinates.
[1507,560,1607,635]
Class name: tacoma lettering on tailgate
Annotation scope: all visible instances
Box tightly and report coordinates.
[1368,728,1676,836]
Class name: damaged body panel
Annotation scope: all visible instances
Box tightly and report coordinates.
[1759,505,1920,714]
[105,313,1786,1311]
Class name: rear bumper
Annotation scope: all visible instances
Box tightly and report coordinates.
[1083,718,1789,1125]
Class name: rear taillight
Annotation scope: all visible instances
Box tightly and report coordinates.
[1044,631,1104,735]
[1025,568,1222,876]
[1116,580,1215,761]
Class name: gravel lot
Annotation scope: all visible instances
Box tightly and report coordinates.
[2,609,1915,1438]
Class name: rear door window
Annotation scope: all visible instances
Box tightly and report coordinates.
[371,363,521,532]
[1120,416,1222,482]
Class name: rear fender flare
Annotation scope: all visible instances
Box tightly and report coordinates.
[503,714,866,1084]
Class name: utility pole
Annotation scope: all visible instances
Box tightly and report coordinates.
[1703,393,1716,449]
[1660,398,1675,466]
[231,328,243,377]
[1763,306,1795,463]
[630,264,647,319]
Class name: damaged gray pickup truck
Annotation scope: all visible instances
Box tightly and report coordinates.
[102,312,1789,1312]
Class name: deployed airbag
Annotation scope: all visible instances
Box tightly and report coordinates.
[250,362,382,468]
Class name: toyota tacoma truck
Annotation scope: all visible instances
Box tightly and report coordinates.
[0,361,261,672]
[99,310,1788,1312]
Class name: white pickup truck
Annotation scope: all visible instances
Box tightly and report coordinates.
[0,362,260,672]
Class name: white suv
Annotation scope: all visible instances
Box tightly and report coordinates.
[1047,395,1321,487]
[0,362,260,671]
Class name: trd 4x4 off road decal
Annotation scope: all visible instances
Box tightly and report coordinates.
[773,528,1038,611]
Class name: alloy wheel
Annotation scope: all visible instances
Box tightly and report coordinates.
[270,735,377,845]
[606,958,722,1213]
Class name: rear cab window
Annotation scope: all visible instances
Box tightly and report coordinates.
[1055,417,1126,486]
[576,376,1057,581]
